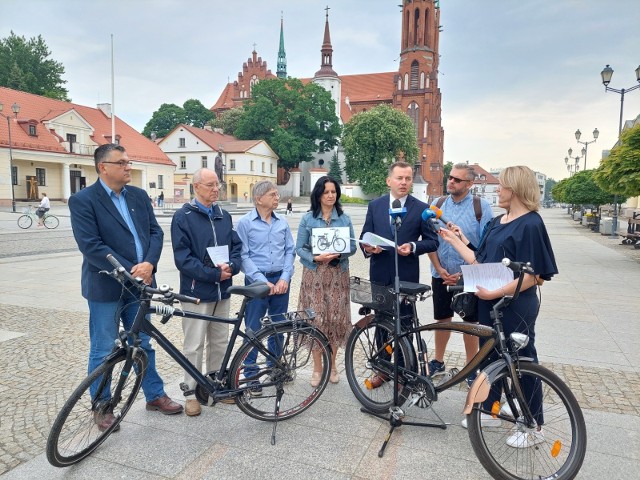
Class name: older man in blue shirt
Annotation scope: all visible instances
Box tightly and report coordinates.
[236,180,295,394]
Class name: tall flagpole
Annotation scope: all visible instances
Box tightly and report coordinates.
[111,34,115,141]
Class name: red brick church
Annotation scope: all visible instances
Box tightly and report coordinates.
[211,0,445,196]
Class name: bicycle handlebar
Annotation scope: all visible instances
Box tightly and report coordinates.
[105,254,200,305]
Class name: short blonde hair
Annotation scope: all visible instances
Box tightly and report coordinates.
[499,166,540,212]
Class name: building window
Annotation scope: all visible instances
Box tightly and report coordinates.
[407,102,419,138]
[158,175,164,189]
[229,159,236,170]
[261,162,265,172]
[201,156,208,168]
[29,124,37,136]
[67,133,77,153]
[36,168,46,186]
[270,164,273,174]
[180,156,186,169]
[179,138,186,148]
[404,73,409,90]
[250,160,254,171]
[410,61,419,90]
[11,165,17,186]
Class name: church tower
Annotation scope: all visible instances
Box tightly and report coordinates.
[393,0,444,197]
[276,13,287,79]
[313,6,341,122]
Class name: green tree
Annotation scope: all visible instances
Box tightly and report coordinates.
[142,103,186,138]
[0,31,69,100]
[210,107,244,135]
[563,170,618,207]
[342,104,419,195]
[551,178,569,204]
[443,161,453,190]
[183,99,215,128]
[544,178,557,203]
[594,123,640,197]
[328,150,342,184]
[234,78,341,171]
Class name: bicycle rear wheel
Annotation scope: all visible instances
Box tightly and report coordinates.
[46,349,147,467]
[333,237,347,252]
[44,215,59,229]
[344,318,414,414]
[467,362,586,480]
[229,322,330,421]
[18,215,32,229]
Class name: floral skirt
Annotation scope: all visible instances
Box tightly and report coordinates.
[297,264,351,349]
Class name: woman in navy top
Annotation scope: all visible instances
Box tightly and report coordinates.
[440,165,558,448]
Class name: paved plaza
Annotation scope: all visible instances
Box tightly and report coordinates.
[0,203,639,479]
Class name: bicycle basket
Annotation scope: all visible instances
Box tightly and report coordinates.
[349,277,395,314]
[22,207,31,214]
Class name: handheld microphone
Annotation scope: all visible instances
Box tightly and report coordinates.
[421,208,437,221]
[502,258,534,273]
[389,199,407,226]
[428,205,452,225]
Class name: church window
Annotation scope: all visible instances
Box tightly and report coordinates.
[413,8,420,46]
[407,102,419,138]
[410,61,419,89]
[423,119,428,139]
[423,9,430,47]
[397,78,402,91]
[420,72,425,89]
[404,73,409,90]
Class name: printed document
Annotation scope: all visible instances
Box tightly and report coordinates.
[460,263,514,292]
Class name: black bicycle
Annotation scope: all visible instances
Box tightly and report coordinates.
[345,260,586,480]
[47,254,331,467]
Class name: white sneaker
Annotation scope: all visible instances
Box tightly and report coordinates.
[506,428,545,448]
[500,399,520,418]
[461,413,502,429]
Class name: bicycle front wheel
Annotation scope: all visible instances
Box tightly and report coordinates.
[467,362,586,480]
[18,215,32,229]
[229,322,330,421]
[46,349,147,467]
[44,215,59,229]
[333,237,347,252]
[344,318,414,414]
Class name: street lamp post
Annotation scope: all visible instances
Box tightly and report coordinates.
[600,64,640,238]
[0,101,21,212]
[575,128,599,171]
[564,153,581,215]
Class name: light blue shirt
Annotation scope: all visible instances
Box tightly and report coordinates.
[430,194,493,277]
[236,208,295,283]
[99,179,143,263]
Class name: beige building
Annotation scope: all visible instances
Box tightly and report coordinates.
[0,87,175,209]
[158,124,278,203]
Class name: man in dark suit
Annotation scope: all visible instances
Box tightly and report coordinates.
[69,144,183,431]
[360,161,438,387]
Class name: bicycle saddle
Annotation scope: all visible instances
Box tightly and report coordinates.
[398,281,431,295]
[227,282,271,299]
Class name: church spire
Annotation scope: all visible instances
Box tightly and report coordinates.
[276,12,287,79]
[314,5,337,78]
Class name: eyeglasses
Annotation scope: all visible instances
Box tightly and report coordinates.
[197,182,221,189]
[448,175,468,183]
[263,191,280,198]
[102,160,133,168]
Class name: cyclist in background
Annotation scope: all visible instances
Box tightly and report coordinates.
[36,192,50,227]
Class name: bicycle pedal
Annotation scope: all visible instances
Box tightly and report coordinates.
[179,382,195,396]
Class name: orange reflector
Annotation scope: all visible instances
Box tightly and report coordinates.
[385,345,393,354]
[491,401,501,418]
[364,378,373,390]
[551,440,562,457]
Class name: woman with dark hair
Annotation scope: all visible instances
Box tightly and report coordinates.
[296,176,356,386]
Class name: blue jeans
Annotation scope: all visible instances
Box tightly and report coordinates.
[243,274,289,379]
[88,296,165,402]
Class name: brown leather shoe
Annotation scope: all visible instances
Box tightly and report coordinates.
[146,394,184,415]
[218,397,236,405]
[184,399,201,416]
[93,411,120,432]
[365,373,389,390]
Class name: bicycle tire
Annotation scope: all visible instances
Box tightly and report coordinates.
[317,239,328,251]
[467,362,586,480]
[44,215,59,229]
[344,317,414,414]
[229,322,330,421]
[17,215,32,229]
[46,349,147,467]
[333,237,347,252]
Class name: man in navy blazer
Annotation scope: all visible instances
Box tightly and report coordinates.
[361,161,438,286]
[69,144,183,430]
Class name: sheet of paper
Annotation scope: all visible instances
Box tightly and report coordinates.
[357,232,396,249]
[460,263,514,292]
[206,246,229,266]
[311,227,351,254]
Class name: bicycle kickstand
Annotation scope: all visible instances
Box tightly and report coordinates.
[378,407,404,457]
[270,386,284,445]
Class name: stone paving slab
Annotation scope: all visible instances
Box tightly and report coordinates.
[1,207,640,478]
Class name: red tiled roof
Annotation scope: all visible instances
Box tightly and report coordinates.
[468,164,500,184]
[160,124,275,156]
[211,83,236,111]
[0,87,174,165]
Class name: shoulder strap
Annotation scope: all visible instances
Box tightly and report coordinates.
[473,195,482,223]
[435,196,446,208]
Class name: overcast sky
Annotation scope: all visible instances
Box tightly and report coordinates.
[2,0,639,181]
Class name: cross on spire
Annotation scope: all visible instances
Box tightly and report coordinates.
[325,5,330,18]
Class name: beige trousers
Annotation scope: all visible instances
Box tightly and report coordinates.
[181,299,230,398]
